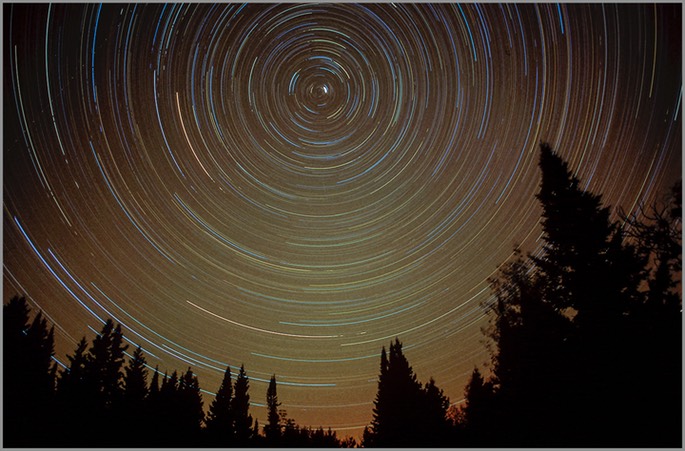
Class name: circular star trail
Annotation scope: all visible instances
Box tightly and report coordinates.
[4,3,681,435]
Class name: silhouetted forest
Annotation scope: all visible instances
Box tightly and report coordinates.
[4,144,681,447]
[3,296,356,448]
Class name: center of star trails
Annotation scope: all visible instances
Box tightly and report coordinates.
[310,82,332,104]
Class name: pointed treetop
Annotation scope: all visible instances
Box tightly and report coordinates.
[265,374,281,442]
[205,365,234,437]
[149,365,160,396]
[122,345,148,407]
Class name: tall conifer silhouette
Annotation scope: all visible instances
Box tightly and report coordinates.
[233,364,253,445]
[265,374,282,444]
[123,346,148,405]
[365,339,435,447]
[177,368,204,445]
[205,365,235,446]
[466,144,681,447]
[120,346,149,445]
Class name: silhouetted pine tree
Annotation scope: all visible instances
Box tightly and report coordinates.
[233,364,254,445]
[205,365,235,446]
[264,374,282,445]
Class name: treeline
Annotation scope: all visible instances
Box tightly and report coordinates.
[3,298,355,447]
[3,144,681,447]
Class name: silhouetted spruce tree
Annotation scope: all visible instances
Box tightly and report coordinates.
[364,339,426,447]
[475,146,595,445]
[26,311,57,396]
[79,319,128,445]
[233,364,254,445]
[123,346,148,406]
[459,367,496,446]
[107,323,127,399]
[205,365,235,446]
[146,366,163,445]
[4,295,31,343]
[533,143,648,445]
[153,368,204,446]
[535,144,617,316]
[363,346,388,447]
[149,365,160,398]
[535,144,648,324]
[55,336,90,446]
[160,370,178,395]
[157,368,204,446]
[483,250,574,446]
[3,296,56,447]
[154,370,179,445]
[418,377,452,446]
[252,419,263,446]
[472,144,680,446]
[83,320,128,405]
[56,337,89,394]
[177,367,205,446]
[25,311,57,445]
[120,346,149,445]
[264,374,282,445]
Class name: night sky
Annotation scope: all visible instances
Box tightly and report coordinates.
[3,3,681,436]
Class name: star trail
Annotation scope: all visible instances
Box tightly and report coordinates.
[3,3,681,435]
